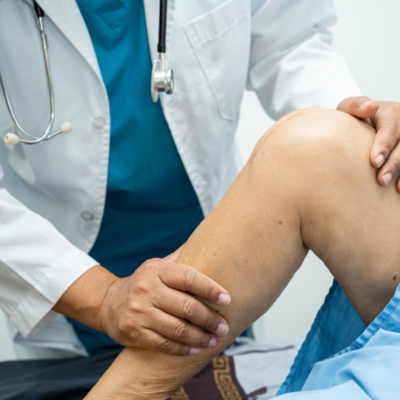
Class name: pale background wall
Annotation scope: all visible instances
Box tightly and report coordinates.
[1,0,400,361]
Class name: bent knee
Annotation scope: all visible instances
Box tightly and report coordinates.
[246,107,381,218]
[248,108,376,175]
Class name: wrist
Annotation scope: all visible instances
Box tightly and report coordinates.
[54,265,118,332]
[98,275,122,334]
[86,348,182,400]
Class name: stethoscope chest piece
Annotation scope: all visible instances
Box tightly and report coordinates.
[151,55,174,103]
[151,0,174,103]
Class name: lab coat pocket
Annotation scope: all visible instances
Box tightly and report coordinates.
[183,0,251,121]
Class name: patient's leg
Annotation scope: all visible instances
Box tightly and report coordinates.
[87,109,400,399]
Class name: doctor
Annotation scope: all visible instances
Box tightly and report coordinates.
[1,0,400,360]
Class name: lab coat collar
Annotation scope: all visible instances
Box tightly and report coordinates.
[32,0,102,82]
[33,0,176,88]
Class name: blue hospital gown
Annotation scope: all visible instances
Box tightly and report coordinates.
[277,280,400,399]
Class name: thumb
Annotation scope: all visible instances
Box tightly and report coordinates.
[164,245,184,263]
[337,96,379,119]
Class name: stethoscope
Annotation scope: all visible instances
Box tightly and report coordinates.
[1,0,174,146]
[151,0,174,103]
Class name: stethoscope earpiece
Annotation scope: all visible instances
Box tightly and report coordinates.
[4,121,73,146]
[4,133,20,146]
[60,122,73,134]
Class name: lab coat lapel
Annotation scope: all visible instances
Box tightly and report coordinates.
[33,0,102,82]
[34,0,175,90]
[144,0,176,71]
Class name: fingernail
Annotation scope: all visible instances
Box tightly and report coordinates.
[375,154,385,168]
[216,323,229,335]
[383,172,393,185]
[208,336,218,348]
[362,100,374,109]
[189,347,201,356]
[218,293,231,305]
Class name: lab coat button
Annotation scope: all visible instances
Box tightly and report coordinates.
[93,117,106,131]
[81,211,94,221]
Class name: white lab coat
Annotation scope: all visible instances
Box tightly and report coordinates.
[0,0,360,359]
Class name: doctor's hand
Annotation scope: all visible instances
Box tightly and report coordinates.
[98,249,231,356]
[337,96,400,191]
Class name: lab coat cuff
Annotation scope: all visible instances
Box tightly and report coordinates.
[10,247,99,338]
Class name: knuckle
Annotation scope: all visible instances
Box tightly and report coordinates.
[384,124,398,139]
[173,322,189,339]
[143,258,161,271]
[200,334,210,348]
[182,267,197,290]
[118,319,131,335]
[156,338,171,353]
[204,311,217,330]
[205,282,215,299]
[134,280,150,294]
[182,297,196,318]
[128,301,142,314]
[141,259,153,269]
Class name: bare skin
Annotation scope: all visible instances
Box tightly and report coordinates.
[86,108,400,399]
[54,256,231,356]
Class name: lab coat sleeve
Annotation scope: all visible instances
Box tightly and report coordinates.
[248,0,362,120]
[0,188,99,338]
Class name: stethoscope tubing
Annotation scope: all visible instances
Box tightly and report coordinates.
[158,0,167,54]
[1,0,172,145]
[0,0,60,144]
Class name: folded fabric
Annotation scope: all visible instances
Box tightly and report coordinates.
[0,338,299,400]
[278,282,400,399]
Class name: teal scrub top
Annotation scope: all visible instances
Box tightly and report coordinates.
[72,0,204,356]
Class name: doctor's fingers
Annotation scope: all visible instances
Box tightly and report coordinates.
[160,262,231,306]
[338,97,400,187]
[360,102,400,172]
[144,308,219,350]
[337,96,380,120]
[136,328,200,357]
[154,288,229,337]
[370,112,400,180]
[376,140,400,191]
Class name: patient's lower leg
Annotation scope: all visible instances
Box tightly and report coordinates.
[87,109,400,399]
